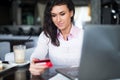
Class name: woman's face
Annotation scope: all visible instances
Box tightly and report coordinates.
[51,5,73,31]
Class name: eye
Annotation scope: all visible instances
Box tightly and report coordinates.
[51,14,56,17]
[60,12,65,16]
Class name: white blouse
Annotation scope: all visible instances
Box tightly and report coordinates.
[30,25,84,73]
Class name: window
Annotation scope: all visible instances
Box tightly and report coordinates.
[74,6,91,29]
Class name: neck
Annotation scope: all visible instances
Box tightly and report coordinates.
[60,24,72,40]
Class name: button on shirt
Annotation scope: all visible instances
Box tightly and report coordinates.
[30,25,84,69]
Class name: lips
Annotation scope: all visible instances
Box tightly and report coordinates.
[57,23,64,28]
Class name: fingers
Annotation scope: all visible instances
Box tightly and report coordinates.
[30,67,45,76]
[31,58,39,63]
[29,58,48,76]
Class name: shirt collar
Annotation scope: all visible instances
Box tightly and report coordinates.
[57,25,79,40]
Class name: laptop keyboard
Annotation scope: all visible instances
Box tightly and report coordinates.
[67,70,78,77]
[49,73,71,80]
[56,67,79,80]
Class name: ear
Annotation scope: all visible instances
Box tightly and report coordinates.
[70,10,73,17]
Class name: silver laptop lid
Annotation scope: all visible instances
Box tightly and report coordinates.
[79,24,120,80]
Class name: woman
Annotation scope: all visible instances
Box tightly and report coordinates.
[29,0,84,76]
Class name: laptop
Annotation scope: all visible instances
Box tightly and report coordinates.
[56,67,79,80]
[56,24,120,80]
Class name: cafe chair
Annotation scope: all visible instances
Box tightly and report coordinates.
[3,27,11,34]
[0,42,10,60]
[17,27,25,35]
[28,28,36,35]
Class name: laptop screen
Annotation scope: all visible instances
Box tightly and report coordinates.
[79,24,120,80]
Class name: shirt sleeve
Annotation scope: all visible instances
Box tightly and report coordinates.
[30,32,50,60]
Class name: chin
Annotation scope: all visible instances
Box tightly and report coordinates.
[58,27,64,31]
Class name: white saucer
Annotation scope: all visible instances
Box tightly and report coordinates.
[9,61,30,67]
[0,63,16,73]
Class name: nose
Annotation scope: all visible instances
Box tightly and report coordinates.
[56,15,61,22]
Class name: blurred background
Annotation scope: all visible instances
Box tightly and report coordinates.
[0,0,119,35]
[0,0,119,51]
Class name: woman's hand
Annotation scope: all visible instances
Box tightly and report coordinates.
[29,58,48,76]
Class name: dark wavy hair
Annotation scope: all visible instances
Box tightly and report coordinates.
[43,0,75,46]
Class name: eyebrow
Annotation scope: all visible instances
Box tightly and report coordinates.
[51,11,65,15]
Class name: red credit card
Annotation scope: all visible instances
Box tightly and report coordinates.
[34,59,53,68]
